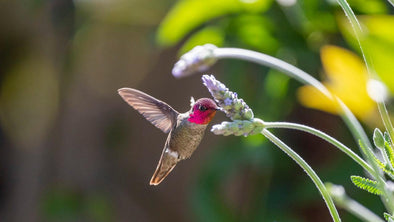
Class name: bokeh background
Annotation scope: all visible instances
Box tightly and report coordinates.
[1,0,394,221]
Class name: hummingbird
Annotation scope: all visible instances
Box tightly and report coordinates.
[118,88,219,185]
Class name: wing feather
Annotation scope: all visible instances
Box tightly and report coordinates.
[118,88,178,133]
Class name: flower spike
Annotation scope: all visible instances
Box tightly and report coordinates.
[172,44,217,78]
[202,74,254,121]
[211,119,265,137]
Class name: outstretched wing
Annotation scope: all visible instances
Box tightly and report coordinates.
[118,88,178,133]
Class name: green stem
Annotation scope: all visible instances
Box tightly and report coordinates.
[387,0,394,7]
[341,198,385,222]
[337,99,393,212]
[261,129,341,222]
[328,184,385,222]
[213,47,393,211]
[335,0,374,77]
[214,48,331,98]
[335,0,394,212]
[214,48,372,149]
[263,121,374,175]
[377,101,394,145]
[336,99,372,149]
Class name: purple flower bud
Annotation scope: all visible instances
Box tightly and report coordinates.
[224,98,232,106]
[211,119,265,136]
[172,44,218,78]
[202,74,254,120]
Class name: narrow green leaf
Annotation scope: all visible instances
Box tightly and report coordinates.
[373,128,385,150]
[384,132,392,144]
[370,150,394,179]
[358,140,394,178]
[383,132,394,168]
[384,141,394,168]
[350,175,382,195]
[179,26,224,56]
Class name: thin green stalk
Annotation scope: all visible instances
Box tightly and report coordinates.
[335,99,394,213]
[335,0,373,76]
[261,129,341,222]
[342,198,385,222]
[336,0,394,212]
[328,184,385,222]
[263,121,374,175]
[336,99,372,149]
[214,48,331,98]
[214,48,372,149]
[377,101,394,145]
[388,0,394,7]
[334,98,393,208]
[213,47,394,211]
[360,140,394,213]
[213,46,384,177]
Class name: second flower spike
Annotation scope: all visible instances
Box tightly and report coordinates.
[202,74,254,121]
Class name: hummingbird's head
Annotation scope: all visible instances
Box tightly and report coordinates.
[188,98,219,124]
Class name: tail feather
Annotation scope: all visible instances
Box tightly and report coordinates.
[150,149,178,185]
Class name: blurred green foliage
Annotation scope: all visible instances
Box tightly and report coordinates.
[42,188,113,222]
[157,0,274,46]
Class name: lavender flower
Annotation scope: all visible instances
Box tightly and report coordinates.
[172,44,218,78]
[202,74,262,136]
[211,119,265,137]
[202,74,254,120]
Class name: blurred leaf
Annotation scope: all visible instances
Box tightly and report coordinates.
[339,15,394,94]
[179,26,225,55]
[84,194,113,222]
[241,133,266,147]
[309,12,337,33]
[347,0,387,14]
[157,0,274,46]
[42,189,113,222]
[297,45,375,121]
[299,0,337,33]
[233,15,279,53]
[42,189,82,221]
[264,70,290,100]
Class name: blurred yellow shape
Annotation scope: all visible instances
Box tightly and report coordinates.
[339,15,394,94]
[297,45,376,120]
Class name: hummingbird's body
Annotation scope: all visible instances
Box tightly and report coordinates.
[118,88,218,185]
[169,112,208,160]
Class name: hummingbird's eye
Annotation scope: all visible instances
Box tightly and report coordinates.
[199,105,207,111]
